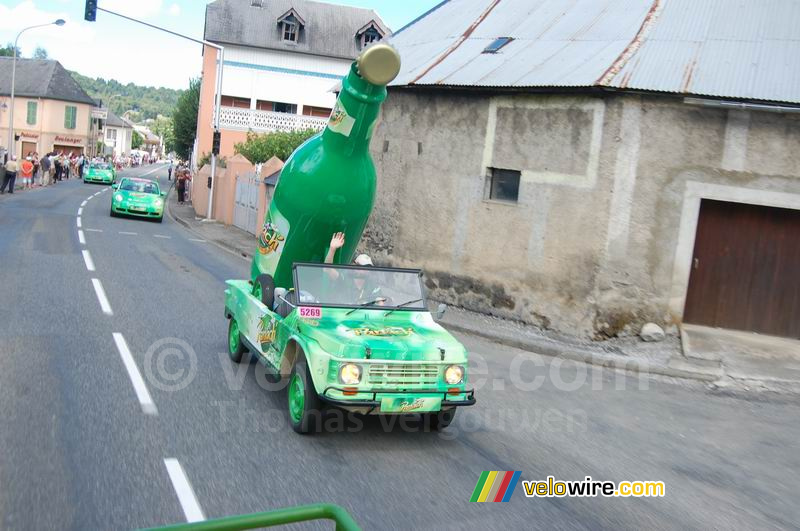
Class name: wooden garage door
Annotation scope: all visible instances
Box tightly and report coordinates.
[684,199,800,338]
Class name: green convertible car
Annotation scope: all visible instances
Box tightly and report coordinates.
[83,162,116,184]
[110,177,165,222]
[225,263,475,434]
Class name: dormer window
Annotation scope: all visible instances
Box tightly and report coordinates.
[277,8,305,44]
[356,20,385,49]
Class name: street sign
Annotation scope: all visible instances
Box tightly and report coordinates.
[91,109,108,120]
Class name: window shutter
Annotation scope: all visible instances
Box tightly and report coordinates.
[27,102,37,125]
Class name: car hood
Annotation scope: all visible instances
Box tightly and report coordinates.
[119,191,160,203]
[297,309,465,362]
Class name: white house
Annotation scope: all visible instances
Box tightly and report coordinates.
[103,109,133,158]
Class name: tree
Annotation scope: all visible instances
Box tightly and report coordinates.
[234,129,319,164]
[172,78,201,160]
[132,131,144,150]
[151,116,176,154]
[0,43,21,57]
[33,47,48,59]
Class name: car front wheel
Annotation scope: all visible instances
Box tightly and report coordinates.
[227,318,247,363]
[288,357,322,434]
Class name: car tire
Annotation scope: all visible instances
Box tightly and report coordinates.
[254,274,275,309]
[110,208,117,218]
[288,356,322,434]
[157,215,163,223]
[424,409,456,431]
[227,318,247,363]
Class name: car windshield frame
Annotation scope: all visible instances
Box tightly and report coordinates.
[90,163,112,170]
[292,262,428,311]
[119,179,160,195]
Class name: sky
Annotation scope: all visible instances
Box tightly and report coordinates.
[0,0,442,90]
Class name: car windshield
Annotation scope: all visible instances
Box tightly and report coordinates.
[91,163,112,170]
[294,264,426,310]
[120,180,160,194]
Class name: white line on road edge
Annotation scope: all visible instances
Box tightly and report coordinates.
[164,459,205,523]
[76,217,82,228]
[86,228,103,232]
[119,231,138,236]
[81,200,87,207]
[188,238,206,243]
[91,278,113,316]
[78,230,86,245]
[153,234,171,239]
[112,333,158,416]
[77,207,83,216]
[82,250,95,271]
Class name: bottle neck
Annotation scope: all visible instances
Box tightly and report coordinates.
[322,63,387,154]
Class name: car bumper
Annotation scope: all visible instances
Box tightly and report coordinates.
[86,177,113,183]
[111,204,163,218]
[319,386,476,414]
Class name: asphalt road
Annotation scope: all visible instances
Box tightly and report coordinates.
[0,165,798,530]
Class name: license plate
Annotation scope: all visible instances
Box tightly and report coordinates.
[380,396,442,413]
[130,206,145,212]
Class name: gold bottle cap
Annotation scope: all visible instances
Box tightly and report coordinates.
[357,44,402,86]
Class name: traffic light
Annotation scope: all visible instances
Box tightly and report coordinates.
[85,0,97,22]
[212,131,221,155]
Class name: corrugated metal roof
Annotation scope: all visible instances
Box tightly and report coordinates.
[205,0,390,60]
[389,0,800,104]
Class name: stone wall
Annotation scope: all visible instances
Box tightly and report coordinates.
[365,90,800,338]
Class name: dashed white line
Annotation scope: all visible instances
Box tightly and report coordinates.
[78,230,86,245]
[164,459,205,523]
[188,238,206,243]
[81,200,88,207]
[91,278,113,315]
[76,217,82,228]
[77,207,83,216]
[153,234,171,239]
[86,228,103,232]
[140,166,164,177]
[82,250,95,272]
[112,333,158,416]
[119,231,138,236]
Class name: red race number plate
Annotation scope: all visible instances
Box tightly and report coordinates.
[299,307,322,318]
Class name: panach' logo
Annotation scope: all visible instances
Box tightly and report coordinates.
[257,221,284,255]
[398,399,425,412]
[258,317,277,346]
[351,327,414,337]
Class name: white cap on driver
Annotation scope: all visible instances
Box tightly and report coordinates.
[354,254,373,266]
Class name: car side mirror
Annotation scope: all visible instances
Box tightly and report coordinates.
[161,191,167,197]
[435,303,447,320]
[111,183,119,190]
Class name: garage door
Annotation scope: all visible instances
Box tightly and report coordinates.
[683,199,800,338]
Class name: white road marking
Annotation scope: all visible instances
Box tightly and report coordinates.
[153,234,171,239]
[112,333,158,416]
[82,250,95,271]
[76,217,82,228]
[86,228,103,233]
[81,200,88,207]
[78,230,86,245]
[188,238,206,243]
[93,192,101,197]
[140,166,164,177]
[91,278,113,316]
[164,459,205,523]
[77,207,83,216]
[119,231,138,236]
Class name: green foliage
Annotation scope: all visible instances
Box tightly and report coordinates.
[197,152,227,169]
[172,78,201,160]
[0,43,21,57]
[234,129,318,164]
[150,116,176,154]
[132,131,144,150]
[33,47,48,59]
[70,71,183,120]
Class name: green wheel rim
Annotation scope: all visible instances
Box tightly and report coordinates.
[228,320,240,355]
[288,373,305,424]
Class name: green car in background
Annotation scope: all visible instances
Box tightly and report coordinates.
[83,162,116,184]
[225,263,475,434]
[110,177,165,222]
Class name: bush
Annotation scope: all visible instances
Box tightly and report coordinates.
[197,152,227,169]
[234,129,318,164]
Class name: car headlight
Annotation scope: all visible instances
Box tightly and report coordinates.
[114,194,123,202]
[339,363,362,385]
[444,365,464,385]
[154,199,163,207]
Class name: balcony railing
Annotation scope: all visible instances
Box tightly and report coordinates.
[218,106,328,134]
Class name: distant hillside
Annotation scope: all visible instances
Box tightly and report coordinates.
[70,71,184,120]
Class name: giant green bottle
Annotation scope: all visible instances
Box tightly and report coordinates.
[251,44,401,289]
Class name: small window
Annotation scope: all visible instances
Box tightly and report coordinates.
[64,105,77,129]
[488,168,520,202]
[273,102,297,114]
[302,105,332,117]
[107,128,117,141]
[221,95,250,108]
[483,37,513,54]
[256,100,274,111]
[26,101,37,125]
[283,21,298,42]
[362,28,382,47]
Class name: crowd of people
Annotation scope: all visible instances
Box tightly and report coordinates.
[1,150,163,195]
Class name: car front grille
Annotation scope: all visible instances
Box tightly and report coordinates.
[368,364,439,387]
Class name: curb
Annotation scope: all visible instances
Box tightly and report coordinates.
[441,319,721,383]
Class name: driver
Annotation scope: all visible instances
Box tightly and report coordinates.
[324,233,384,305]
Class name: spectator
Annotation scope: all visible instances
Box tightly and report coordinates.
[39,152,52,186]
[1,156,18,194]
[20,156,34,190]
